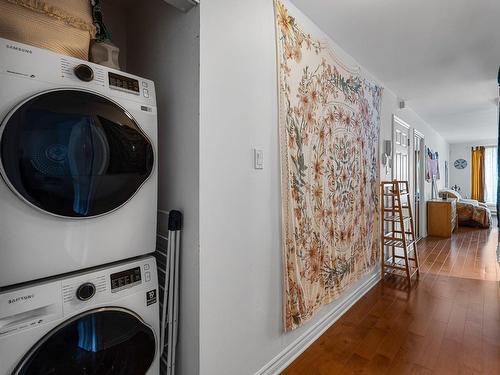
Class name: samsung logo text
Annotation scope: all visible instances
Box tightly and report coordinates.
[6,44,33,54]
[8,294,35,304]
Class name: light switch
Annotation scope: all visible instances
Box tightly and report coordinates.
[254,149,264,170]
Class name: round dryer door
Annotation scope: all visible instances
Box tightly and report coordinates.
[0,89,154,218]
[13,308,157,375]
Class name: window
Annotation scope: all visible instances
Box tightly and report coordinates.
[484,146,497,205]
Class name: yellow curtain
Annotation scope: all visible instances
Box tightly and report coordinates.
[471,146,485,202]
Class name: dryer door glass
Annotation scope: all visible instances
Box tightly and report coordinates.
[0,89,154,218]
[14,309,156,375]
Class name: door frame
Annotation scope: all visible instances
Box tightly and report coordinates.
[413,129,425,240]
[392,115,426,240]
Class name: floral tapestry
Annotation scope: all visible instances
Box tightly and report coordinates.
[274,0,383,331]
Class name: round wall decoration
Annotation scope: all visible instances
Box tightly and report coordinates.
[454,159,467,169]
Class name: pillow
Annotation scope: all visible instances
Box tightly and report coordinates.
[0,0,96,60]
[439,188,462,200]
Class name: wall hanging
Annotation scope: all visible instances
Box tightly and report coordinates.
[425,147,440,182]
[425,147,440,199]
[274,0,383,331]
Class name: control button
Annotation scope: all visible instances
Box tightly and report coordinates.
[76,282,96,301]
[144,263,150,270]
[145,272,151,282]
[142,81,148,88]
[143,88,149,98]
[74,64,94,82]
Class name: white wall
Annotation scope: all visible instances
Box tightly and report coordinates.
[449,139,497,198]
[199,1,449,375]
[124,2,200,375]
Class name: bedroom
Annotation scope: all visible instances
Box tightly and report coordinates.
[442,139,498,229]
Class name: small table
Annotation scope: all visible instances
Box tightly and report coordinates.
[427,199,457,237]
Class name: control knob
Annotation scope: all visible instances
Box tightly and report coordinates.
[76,282,96,301]
[74,64,94,82]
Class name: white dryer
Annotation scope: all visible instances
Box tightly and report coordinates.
[0,38,158,287]
[0,256,160,374]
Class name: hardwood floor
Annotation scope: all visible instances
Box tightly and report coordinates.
[282,225,500,374]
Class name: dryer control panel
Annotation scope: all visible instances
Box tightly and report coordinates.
[108,72,140,94]
[0,37,156,108]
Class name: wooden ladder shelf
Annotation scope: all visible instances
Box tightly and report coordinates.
[381,180,420,287]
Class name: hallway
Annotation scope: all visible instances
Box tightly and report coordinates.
[282,226,500,374]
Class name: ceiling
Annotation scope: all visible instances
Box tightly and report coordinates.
[292,0,500,144]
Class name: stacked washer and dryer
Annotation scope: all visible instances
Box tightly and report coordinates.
[0,38,160,374]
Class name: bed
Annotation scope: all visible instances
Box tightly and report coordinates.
[438,189,492,228]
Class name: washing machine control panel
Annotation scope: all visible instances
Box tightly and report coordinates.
[76,282,96,301]
[110,267,142,292]
[60,258,156,315]
[62,275,106,306]
[0,258,157,338]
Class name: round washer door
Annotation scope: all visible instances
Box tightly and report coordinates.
[14,308,157,375]
[0,89,154,218]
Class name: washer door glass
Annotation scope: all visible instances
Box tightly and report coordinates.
[0,90,154,218]
[14,309,156,375]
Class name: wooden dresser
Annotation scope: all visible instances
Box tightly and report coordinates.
[427,199,457,237]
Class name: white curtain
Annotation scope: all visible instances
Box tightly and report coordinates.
[484,146,497,204]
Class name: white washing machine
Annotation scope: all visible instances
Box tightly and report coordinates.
[0,38,158,287]
[0,256,160,374]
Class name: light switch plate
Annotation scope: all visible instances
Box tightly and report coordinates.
[254,149,264,169]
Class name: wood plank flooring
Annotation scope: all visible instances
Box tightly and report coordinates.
[282,225,500,374]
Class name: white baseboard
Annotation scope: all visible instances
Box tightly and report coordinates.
[255,271,380,375]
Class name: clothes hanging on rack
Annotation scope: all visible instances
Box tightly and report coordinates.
[425,147,440,182]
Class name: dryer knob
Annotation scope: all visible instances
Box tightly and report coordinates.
[74,64,94,82]
[76,282,96,301]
